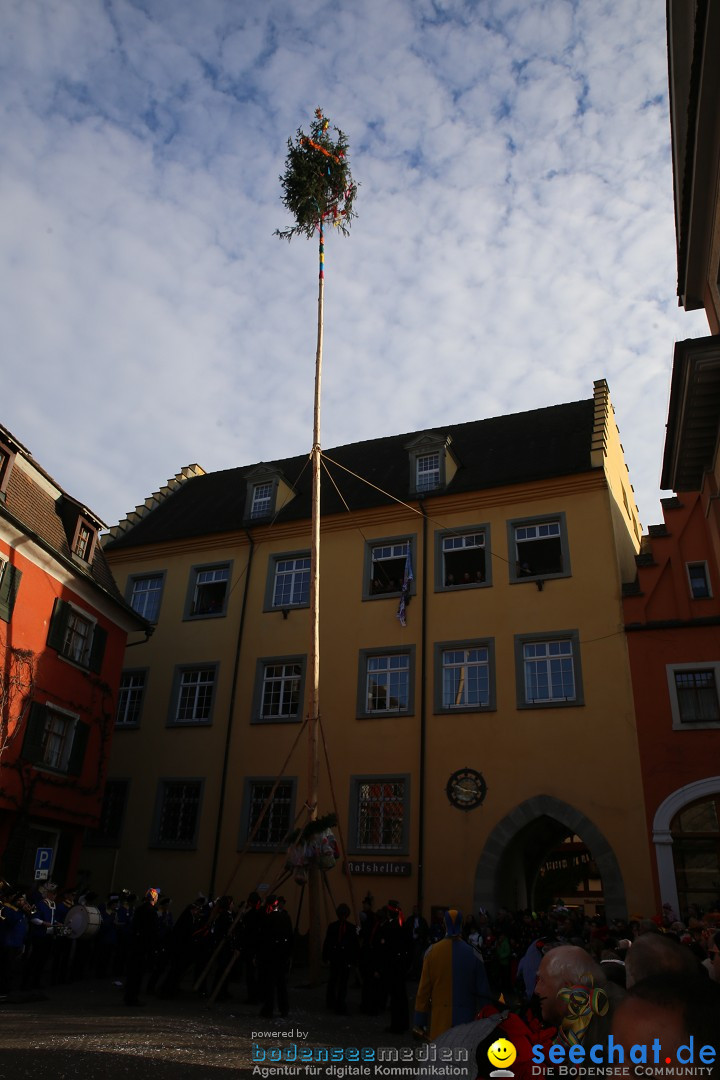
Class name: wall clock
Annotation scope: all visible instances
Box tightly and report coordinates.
[446,767,487,811]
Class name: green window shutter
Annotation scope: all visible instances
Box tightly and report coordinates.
[0,563,22,622]
[88,625,107,674]
[67,721,89,776]
[47,598,71,652]
[20,702,47,763]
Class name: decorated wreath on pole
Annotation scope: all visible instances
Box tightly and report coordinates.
[285,812,340,882]
[275,109,358,241]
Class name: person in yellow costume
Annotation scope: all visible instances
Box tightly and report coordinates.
[413,908,493,1041]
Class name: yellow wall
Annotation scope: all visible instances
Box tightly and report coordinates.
[84,402,654,923]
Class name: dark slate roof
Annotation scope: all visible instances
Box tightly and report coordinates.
[0,428,136,613]
[105,398,597,551]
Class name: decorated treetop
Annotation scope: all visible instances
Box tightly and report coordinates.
[275,108,358,241]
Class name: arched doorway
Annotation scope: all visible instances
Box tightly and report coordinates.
[474,795,627,920]
[653,777,720,917]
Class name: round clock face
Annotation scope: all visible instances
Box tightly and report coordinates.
[446,768,487,811]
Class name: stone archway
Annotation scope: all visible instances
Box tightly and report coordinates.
[474,795,627,920]
[652,776,720,917]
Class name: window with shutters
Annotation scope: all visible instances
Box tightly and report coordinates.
[71,518,97,563]
[21,702,88,776]
[46,598,107,673]
[0,555,22,622]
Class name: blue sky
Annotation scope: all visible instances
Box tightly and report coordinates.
[0,0,708,529]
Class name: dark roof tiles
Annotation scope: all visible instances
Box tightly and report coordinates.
[2,461,125,604]
[106,398,596,551]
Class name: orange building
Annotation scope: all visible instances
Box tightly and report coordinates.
[623,482,720,915]
[625,5,720,916]
[0,424,145,888]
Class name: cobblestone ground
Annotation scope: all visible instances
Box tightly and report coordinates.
[0,972,423,1080]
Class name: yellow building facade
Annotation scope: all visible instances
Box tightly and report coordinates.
[81,381,655,923]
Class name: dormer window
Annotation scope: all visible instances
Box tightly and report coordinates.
[406,433,457,496]
[416,452,440,492]
[72,518,97,563]
[243,466,296,524]
[0,439,16,501]
[251,481,273,519]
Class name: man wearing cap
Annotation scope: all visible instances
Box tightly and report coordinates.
[413,908,492,1041]
[123,888,159,1005]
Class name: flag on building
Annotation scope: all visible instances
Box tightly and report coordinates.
[396,551,413,627]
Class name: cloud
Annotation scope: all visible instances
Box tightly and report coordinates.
[0,0,708,532]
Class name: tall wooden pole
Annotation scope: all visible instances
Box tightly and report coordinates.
[307,221,324,982]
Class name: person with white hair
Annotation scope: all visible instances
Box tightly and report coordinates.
[534,944,623,1046]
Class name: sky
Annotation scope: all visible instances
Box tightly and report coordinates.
[0,0,709,532]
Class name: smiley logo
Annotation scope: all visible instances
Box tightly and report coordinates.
[488,1039,517,1070]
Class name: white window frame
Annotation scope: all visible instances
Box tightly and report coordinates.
[268,553,311,610]
[507,513,571,584]
[116,670,146,728]
[41,703,78,773]
[667,662,720,730]
[357,647,415,718]
[363,536,417,600]
[63,607,96,667]
[436,526,491,590]
[184,562,231,620]
[251,481,274,519]
[435,639,496,713]
[127,573,165,623]
[416,451,440,493]
[514,630,583,709]
[169,664,218,726]
[252,656,306,723]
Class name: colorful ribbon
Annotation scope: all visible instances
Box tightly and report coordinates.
[556,981,608,1046]
[302,136,345,164]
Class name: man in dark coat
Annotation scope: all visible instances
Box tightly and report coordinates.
[377,900,411,1033]
[322,903,359,1014]
[257,895,293,1019]
[124,888,159,1005]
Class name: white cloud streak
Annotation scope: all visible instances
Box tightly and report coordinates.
[0,0,708,529]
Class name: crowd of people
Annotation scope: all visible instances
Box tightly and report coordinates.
[2,877,720,1070]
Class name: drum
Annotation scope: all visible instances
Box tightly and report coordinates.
[65,904,102,939]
